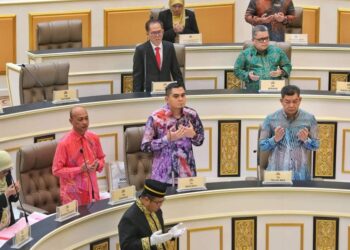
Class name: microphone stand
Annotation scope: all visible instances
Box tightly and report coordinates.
[20,64,47,102]
[10,174,28,224]
[143,51,147,92]
[80,148,95,201]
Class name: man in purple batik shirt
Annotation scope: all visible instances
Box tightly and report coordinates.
[141,82,204,184]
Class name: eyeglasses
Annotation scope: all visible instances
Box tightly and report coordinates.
[172,4,183,9]
[255,37,269,43]
[150,198,164,205]
[149,30,163,36]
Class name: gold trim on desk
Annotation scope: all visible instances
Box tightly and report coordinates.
[290,76,321,90]
[185,77,218,89]
[266,223,304,250]
[69,80,114,95]
[98,132,118,161]
[197,127,212,173]
[187,226,223,250]
[342,129,350,174]
[246,126,259,171]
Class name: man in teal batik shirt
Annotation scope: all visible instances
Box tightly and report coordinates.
[234,25,292,91]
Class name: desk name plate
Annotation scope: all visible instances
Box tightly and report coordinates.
[285,33,308,44]
[55,200,79,222]
[109,185,136,205]
[179,33,202,45]
[259,80,285,93]
[11,225,33,249]
[151,81,176,95]
[177,176,207,192]
[262,170,293,185]
[52,89,79,104]
[336,81,350,95]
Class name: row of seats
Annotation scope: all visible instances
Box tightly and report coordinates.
[34,7,302,51]
[16,125,299,214]
[16,40,292,105]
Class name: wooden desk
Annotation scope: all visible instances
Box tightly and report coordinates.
[1,90,350,183]
[1,181,349,249]
[22,44,350,97]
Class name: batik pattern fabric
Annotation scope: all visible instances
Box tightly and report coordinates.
[245,0,295,42]
[233,45,291,91]
[52,130,105,205]
[142,104,204,184]
[259,109,319,180]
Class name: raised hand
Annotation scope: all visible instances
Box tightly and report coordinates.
[150,230,173,245]
[297,127,309,142]
[274,126,285,142]
[183,121,196,138]
[249,71,260,81]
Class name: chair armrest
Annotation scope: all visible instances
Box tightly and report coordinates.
[17,203,49,214]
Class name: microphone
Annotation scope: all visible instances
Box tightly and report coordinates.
[143,51,147,92]
[20,64,47,102]
[10,174,28,224]
[80,148,95,201]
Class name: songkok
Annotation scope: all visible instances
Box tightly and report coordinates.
[0,151,13,172]
[143,179,167,198]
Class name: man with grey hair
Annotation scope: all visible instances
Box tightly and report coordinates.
[233,25,292,91]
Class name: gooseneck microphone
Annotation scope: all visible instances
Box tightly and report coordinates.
[143,51,147,92]
[20,64,47,102]
[80,148,95,201]
[10,174,28,224]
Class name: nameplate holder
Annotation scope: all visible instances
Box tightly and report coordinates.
[52,89,79,104]
[177,176,207,192]
[11,225,33,249]
[335,81,350,95]
[108,185,136,205]
[151,81,176,95]
[262,171,293,185]
[179,33,202,45]
[285,33,308,45]
[259,80,285,93]
[55,200,79,222]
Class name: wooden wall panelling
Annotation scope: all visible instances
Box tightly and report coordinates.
[302,6,320,44]
[338,8,350,44]
[104,7,151,47]
[0,15,16,75]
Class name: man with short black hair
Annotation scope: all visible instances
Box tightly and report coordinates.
[118,179,186,250]
[234,25,292,91]
[133,19,184,92]
[259,85,319,180]
[141,82,204,184]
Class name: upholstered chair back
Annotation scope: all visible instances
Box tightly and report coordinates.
[19,62,69,104]
[243,41,292,61]
[37,19,82,50]
[150,8,166,20]
[286,7,303,34]
[257,125,312,180]
[16,140,60,214]
[173,43,186,79]
[124,126,153,191]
